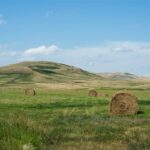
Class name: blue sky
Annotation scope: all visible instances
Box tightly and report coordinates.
[0,0,150,75]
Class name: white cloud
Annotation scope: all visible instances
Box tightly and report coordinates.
[0,51,17,56]
[57,41,150,59]
[0,15,6,26]
[23,45,59,57]
[8,41,150,60]
[0,44,17,56]
[105,41,150,53]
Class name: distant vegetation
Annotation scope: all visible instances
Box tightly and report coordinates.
[0,61,101,86]
[0,61,150,90]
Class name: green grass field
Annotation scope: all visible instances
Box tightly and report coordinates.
[0,87,150,150]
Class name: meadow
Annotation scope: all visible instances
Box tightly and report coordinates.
[0,87,150,150]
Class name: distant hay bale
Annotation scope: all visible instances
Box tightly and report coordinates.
[98,93,110,98]
[25,88,36,96]
[110,92,139,115]
[88,89,98,97]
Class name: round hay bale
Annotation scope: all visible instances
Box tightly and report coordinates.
[88,89,98,97]
[25,88,36,96]
[110,92,139,115]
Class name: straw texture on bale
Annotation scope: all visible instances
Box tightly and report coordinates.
[110,92,139,115]
[88,89,98,97]
[25,88,36,96]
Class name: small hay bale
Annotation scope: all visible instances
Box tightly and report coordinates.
[110,92,139,115]
[88,89,98,97]
[25,88,36,96]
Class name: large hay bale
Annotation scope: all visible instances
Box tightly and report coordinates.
[25,88,36,96]
[110,92,139,115]
[88,89,98,97]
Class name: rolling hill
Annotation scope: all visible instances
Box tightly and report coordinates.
[0,61,102,85]
[98,72,139,80]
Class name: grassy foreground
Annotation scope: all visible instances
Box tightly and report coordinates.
[0,88,150,150]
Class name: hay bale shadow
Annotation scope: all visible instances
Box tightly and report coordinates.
[137,110,144,114]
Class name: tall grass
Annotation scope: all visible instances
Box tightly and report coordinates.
[0,88,150,150]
